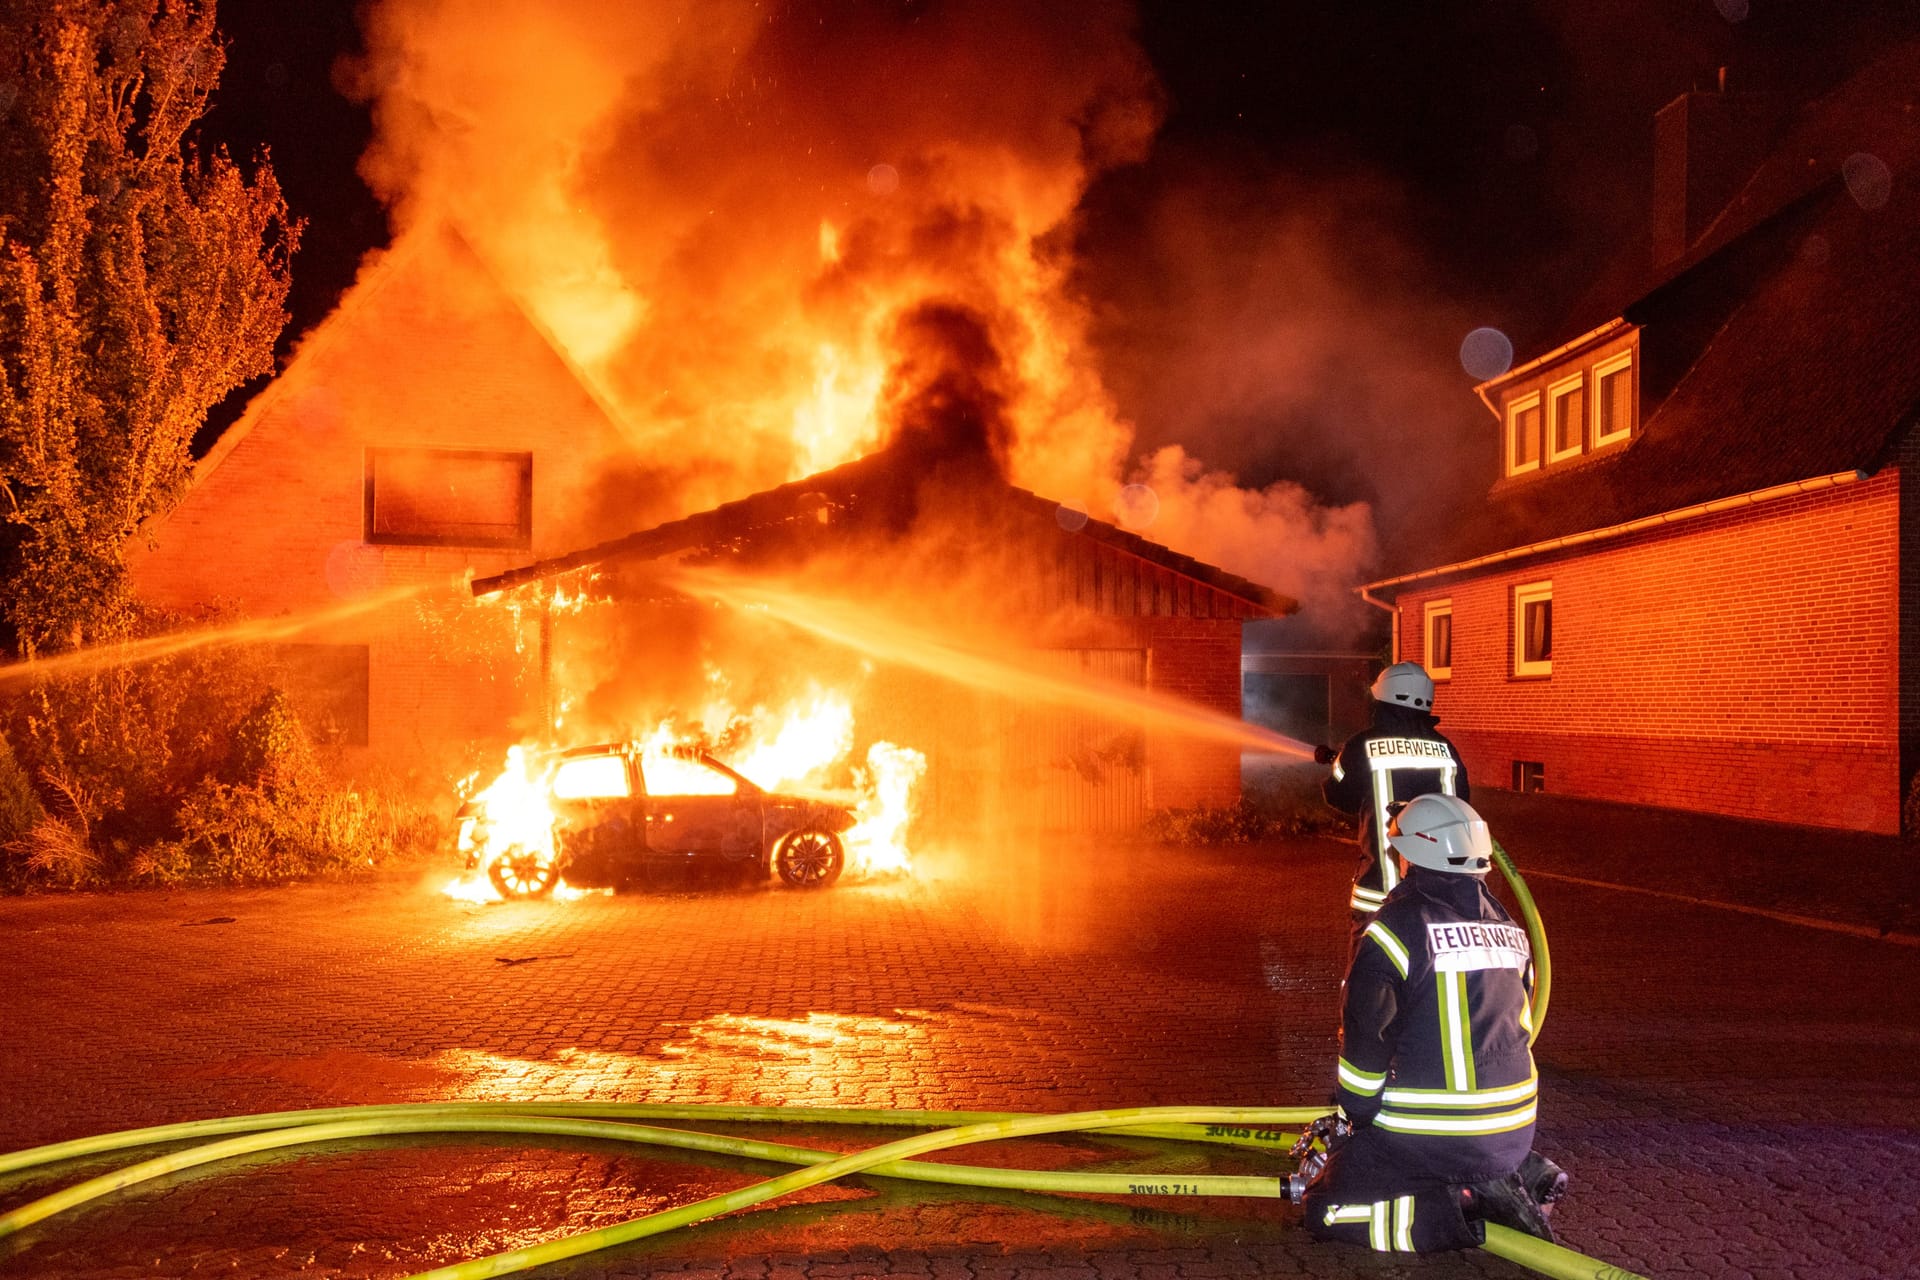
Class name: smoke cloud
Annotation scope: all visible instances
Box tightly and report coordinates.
[343,0,1391,626]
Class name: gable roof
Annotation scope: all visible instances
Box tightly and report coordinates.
[1388,43,1920,583]
[174,222,633,502]
[469,443,1292,619]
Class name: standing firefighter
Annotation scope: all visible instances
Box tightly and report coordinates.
[1301,794,1563,1252]
[1320,662,1468,948]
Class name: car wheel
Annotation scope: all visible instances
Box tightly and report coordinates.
[774,829,844,889]
[488,846,560,899]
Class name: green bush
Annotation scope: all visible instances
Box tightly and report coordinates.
[1141,764,1349,845]
[3,614,447,889]
[0,732,42,851]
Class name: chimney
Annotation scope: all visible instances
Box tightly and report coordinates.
[1651,69,1784,268]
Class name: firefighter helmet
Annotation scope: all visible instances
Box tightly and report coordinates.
[1387,793,1493,875]
[1370,661,1435,710]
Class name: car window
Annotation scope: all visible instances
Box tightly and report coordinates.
[643,752,738,797]
[551,755,631,800]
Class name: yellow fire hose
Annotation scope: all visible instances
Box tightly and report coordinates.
[0,846,1630,1278]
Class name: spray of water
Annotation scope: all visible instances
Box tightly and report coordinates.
[660,565,1317,761]
[0,579,457,687]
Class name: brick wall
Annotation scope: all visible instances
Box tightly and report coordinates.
[1144,617,1245,809]
[1394,471,1901,832]
[128,229,632,760]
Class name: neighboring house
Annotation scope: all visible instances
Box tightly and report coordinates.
[471,440,1290,830]
[129,223,637,755]
[1360,48,1920,834]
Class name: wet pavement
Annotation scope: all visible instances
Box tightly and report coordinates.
[2,791,1918,1279]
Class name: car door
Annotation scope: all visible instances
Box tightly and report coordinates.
[548,751,644,879]
[639,751,761,860]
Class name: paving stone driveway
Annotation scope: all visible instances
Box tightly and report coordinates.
[2,806,1917,1279]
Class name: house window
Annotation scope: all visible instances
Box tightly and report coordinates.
[1513,581,1553,678]
[365,448,532,548]
[1548,373,1586,463]
[1505,392,1542,476]
[1593,350,1635,447]
[1423,599,1453,679]
[1513,761,1545,793]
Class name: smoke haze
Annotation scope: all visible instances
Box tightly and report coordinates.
[342,0,1502,628]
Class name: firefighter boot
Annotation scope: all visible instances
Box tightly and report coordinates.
[1460,1172,1556,1244]
[1518,1150,1569,1213]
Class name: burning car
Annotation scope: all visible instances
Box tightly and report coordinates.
[457,741,856,898]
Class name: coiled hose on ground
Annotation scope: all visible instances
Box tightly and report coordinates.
[0,846,1628,1279]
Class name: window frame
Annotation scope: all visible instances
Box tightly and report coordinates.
[363,446,534,550]
[1546,371,1587,464]
[1504,391,1543,477]
[1591,349,1635,448]
[1423,598,1453,680]
[1512,580,1553,679]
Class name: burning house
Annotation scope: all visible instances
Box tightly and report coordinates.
[128,224,1291,839]
[1360,48,1920,834]
[128,224,640,753]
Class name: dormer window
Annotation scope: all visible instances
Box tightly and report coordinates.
[1506,392,1542,475]
[1495,330,1638,479]
[1548,373,1587,463]
[1593,350,1635,447]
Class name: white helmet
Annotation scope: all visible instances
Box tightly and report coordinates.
[1387,794,1493,875]
[1371,661,1435,711]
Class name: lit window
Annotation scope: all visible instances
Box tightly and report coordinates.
[365,447,533,548]
[1506,392,1542,475]
[1593,350,1635,447]
[1548,373,1586,463]
[643,752,739,797]
[552,754,631,800]
[1423,599,1453,679]
[1513,581,1552,678]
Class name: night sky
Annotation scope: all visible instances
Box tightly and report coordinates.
[196,0,1920,515]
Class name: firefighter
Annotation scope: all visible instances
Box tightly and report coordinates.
[1301,793,1561,1253]
[1319,662,1468,950]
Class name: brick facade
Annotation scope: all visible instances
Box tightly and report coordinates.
[1142,617,1246,810]
[128,229,634,761]
[1393,471,1901,833]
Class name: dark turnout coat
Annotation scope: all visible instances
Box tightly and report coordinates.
[1322,703,1470,917]
[1302,868,1536,1253]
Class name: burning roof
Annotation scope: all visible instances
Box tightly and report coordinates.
[470,438,1291,620]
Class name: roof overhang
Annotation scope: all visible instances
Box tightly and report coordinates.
[1358,467,1870,607]
[1470,317,1631,419]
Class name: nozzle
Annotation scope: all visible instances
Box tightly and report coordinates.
[1312,744,1337,766]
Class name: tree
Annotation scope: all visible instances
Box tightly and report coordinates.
[0,0,299,654]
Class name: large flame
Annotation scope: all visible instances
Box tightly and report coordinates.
[345,0,1380,619]
[445,688,925,902]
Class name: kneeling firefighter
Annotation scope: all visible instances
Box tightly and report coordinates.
[1318,661,1468,953]
[1301,794,1563,1252]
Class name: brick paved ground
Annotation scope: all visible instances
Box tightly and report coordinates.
[2,790,1917,1279]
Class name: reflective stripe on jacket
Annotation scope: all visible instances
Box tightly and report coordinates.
[1333,869,1536,1174]
[1322,706,1469,915]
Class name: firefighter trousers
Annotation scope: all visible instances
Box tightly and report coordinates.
[1300,1125,1485,1253]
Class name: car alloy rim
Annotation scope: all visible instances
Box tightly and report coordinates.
[784,832,834,882]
